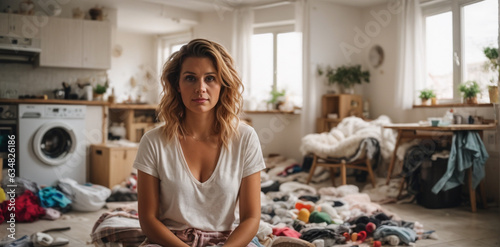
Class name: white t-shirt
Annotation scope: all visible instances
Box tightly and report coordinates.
[133,123,265,231]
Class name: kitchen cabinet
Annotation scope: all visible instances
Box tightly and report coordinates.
[40,17,83,68]
[0,13,42,38]
[39,17,111,69]
[83,21,111,69]
[0,14,9,35]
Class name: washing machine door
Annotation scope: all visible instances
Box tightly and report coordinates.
[32,122,77,166]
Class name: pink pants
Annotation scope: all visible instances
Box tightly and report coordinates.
[140,228,232,247]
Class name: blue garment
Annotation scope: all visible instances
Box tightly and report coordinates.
[38,187,72,208]
[432,131,489,194]
[373,225,417,245]
[251,236,264,247]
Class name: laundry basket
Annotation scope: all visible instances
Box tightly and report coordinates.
[416,158,462,209]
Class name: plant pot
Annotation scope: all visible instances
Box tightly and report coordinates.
[431,97,437,105]
[341,85,354,94]
[489,86,499,103]
[421,99,428,105]
[93,93,104,101]
[465,97,477,104]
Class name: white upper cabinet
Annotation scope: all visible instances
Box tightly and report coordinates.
[39,16,111,69]
[40,17,82,68]
[0,14,9,35]
[0,13,42,38]
[83,20,111,69]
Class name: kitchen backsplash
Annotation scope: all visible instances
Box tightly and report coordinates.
[0,63,107,99]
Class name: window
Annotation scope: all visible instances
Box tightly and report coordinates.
[422,0,498,103]
[157,32,191,75]
[250,28,302,108]
[163,42,185,59]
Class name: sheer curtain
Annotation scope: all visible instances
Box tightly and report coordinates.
[295,0,315,135]
[395,0,425,109]
[232,7,253,95]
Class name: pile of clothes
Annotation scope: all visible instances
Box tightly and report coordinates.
[0,177,112,224]
[254,155,437,246]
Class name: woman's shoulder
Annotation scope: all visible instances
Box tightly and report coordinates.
[140,125,166,143]
[237,121,256,135]
[236,121,259,143]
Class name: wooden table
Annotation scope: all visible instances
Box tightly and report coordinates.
[383,123,497,212]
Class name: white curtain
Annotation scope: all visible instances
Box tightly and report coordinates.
[395,0,425,110]
[232,7,253,95]
[295,0,315,135]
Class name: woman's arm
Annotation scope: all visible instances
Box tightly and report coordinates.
[223,172,261,247]
[137,170,189,247]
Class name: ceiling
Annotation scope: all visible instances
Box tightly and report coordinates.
[141,0,389,12]
[95,0,388,34]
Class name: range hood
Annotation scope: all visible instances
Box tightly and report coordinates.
[0,36,41,64]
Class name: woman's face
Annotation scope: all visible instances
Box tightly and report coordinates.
[178,57,221,116]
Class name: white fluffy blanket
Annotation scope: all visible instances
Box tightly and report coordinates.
[300,115,396,160]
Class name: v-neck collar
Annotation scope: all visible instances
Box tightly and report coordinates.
[175,137,224,186]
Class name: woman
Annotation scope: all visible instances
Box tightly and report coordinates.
[134,39,265,247]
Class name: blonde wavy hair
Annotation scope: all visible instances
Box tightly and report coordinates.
[158,38,243,148]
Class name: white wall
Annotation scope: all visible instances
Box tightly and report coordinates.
[0,64,105,99]
[192,11,234,52]
[107,29,158,104]
[306,0,365,133]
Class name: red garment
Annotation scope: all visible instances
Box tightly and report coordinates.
[0,207,4,224]
[1,190,45,223]
[272,227,301,238]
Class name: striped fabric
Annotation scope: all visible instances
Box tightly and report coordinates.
[139,228,261,247]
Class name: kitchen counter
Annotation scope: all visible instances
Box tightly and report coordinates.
[0,99,159,109]
[0,98,109,105]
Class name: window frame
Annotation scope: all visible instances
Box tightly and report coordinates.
[253,24,296,93]
[421,0,490,103]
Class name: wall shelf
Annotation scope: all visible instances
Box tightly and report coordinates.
[413,103,495,108]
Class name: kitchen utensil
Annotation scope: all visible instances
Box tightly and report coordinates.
[53,89,65,99]
[84,85,93,101]
[62,82,71,99]
[453,114,464,124]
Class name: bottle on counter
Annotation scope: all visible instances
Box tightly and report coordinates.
[442,108,454,126]
[108,87,116,104]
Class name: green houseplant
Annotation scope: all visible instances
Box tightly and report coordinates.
[418,89,436,105]
[483,46,499,103]
[320,65,370,93]
[459,80,481,104]
[93,81,108,101]
[268,89,286,110]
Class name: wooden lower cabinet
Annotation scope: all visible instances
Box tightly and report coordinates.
[90,144,138,189]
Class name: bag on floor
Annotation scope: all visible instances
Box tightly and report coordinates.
[57,178,111,212]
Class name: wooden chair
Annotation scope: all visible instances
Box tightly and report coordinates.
[305,151,376,187]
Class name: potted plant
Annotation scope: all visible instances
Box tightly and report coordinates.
[320,65,370,94]
[483,46,499,103]
[459,80,481,104]
[267,89,286,110]
[418,89,436,105]
[94,82,108,101]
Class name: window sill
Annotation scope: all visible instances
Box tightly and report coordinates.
[244,109,300,115]
[413,103,496,108]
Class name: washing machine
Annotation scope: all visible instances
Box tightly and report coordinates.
[19,104,86,186]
